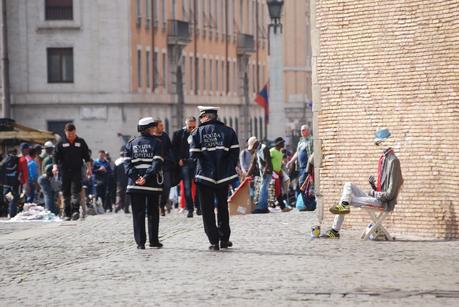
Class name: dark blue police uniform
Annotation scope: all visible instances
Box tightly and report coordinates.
[190,110,239,250]
[124,129,164,249]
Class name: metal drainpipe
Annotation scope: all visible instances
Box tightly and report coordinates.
[255,0,259,90]
[151,0,155,93]
[225,0,229,95]
[194,0,198,95]
[1,0,11,118]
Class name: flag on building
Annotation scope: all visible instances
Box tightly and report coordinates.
[255,82,269,123]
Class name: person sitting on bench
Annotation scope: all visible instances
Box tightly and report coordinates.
[323,128,403,238]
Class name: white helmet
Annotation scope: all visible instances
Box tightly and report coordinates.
[44,141,54,149]
[137,117,155,132]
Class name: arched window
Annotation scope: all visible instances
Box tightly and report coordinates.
[249,118,252,136]
[229,117,233,128]
[254,117,258,139]
[223,117,227,125]
[235,118,239,134]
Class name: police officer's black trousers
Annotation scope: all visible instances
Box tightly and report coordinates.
[197,183,231,245]
[62,170,82,218]
[130,192,160,246]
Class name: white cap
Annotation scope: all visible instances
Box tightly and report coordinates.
[44,141,54,148]
[198,106,220,117]
[247,136,258,150]
[138,117,154,126]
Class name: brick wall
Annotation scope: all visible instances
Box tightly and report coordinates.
[313,0,459,239]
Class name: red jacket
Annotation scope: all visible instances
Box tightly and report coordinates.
[18,156,28,185]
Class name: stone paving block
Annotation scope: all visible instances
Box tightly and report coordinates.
[0,211,458,306]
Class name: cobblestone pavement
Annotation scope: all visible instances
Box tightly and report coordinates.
[0,210,458,306]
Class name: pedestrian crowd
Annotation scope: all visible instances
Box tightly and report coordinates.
[0,103,404,248]
[0,106,321,250]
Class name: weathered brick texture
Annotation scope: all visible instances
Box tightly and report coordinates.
[315,0,459,239]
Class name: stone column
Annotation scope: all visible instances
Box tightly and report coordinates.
[310,0,323,224]
[168,45,184,131]
[238,54,251,141]
[267,28,287,140]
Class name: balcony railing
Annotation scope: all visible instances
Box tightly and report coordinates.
[45,7,73,20]
[237,33,255,55]
[167,20,191,45]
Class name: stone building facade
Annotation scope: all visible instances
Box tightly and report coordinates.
[311,0,459,239]
[7,0,133,155]
[283,0,313,133]
[4,0,269,155]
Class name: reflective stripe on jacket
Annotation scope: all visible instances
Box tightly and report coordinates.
[124,134,164,194]
[190,120,240,187]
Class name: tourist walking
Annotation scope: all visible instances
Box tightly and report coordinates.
[171,116,201,218]
[114,146,130,214]
[1,148,26,218]
[93,150,112,213]
[152,119,174,216]
[53,123,92,221]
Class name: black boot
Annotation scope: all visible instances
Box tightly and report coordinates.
[252,208,270,214]
[209,244,220,251]
[71,212,80,221]
[149,242,163,248]
[220,241,233,248]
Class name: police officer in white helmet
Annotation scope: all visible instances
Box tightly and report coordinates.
[190,106,240,251]
[124,117,164,249]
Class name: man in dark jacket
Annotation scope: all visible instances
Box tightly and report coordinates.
[190,106,240,251]
[53,123,92,221]
[124,117,164,250]
[114,146,130,213]
[93,150,112,213]
[152,119,174,217]
[1,148,24,218]
[171,116,201,218]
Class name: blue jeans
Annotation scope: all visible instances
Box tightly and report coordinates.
[231,178,241,191]
[43,191,57,215]
[26,182,36,203]
[249,182,255,199]
[296,167,307,197]
[38,177,58,214]
[256,174,271,210]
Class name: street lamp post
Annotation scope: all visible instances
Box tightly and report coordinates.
[266,0,286,140]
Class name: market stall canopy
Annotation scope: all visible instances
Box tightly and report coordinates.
[0,119,55,144]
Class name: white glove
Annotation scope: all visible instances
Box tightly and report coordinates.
[368,189,375,197]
